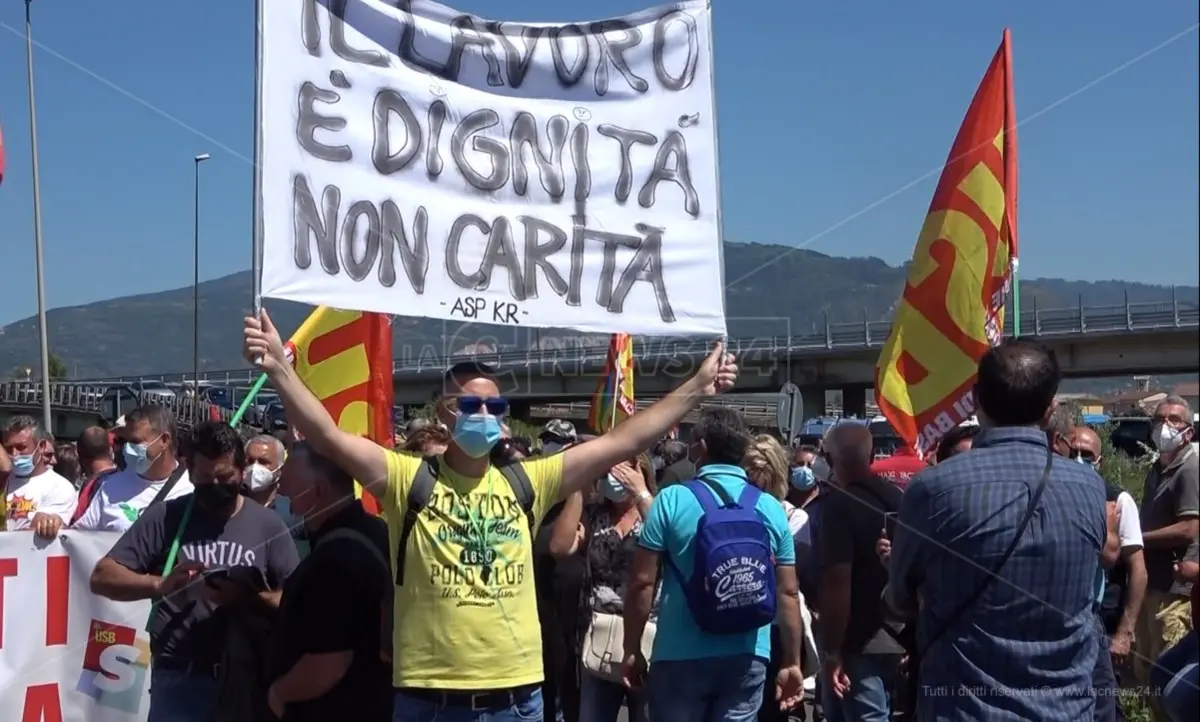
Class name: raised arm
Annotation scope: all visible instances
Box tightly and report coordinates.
[560,343,737,501]
[548,491,587,559]
[244,311,389,499]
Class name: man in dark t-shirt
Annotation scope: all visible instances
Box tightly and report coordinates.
[268,442,391,722]
[817,424,904,721]
[91,422,298,722]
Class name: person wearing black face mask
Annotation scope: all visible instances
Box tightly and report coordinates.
[91,421,300,722]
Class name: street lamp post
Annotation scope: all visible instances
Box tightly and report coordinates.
[25,0,52,432]
[193,153,210,427]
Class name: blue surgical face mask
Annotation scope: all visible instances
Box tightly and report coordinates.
[790,466,816,491]
[123,445,151,475]
[123,434,165,477]
[12,454,37,478]
[453,413,502,459]
[599,473,629,502]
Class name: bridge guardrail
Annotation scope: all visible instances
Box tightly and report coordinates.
[54,300,1200,388]
[0,381,233,429]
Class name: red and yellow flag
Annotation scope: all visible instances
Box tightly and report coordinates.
[875,30,1018,456]
[284,307,393,514]
[588,334,636,434]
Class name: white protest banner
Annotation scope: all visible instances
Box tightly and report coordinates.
[0,532,151,722]
[260,0,726,336]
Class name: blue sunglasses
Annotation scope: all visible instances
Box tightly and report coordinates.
[457,396,509,416]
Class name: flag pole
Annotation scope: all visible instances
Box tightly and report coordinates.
[1003,28,1021,337]
[609,364,620,432]
[24,0,52,432]
[251,0,264,318]
[230,374,269,426]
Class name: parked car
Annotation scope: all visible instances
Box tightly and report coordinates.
[99,381,175,423]
[263,400,288,430]
[866,418,905,457]
[245,392,280,428]
[128,380,176,399]
[1107,416,1154,458]
[199,385,238,411]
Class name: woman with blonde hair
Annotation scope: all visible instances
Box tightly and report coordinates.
[744,435,804,532]
[743,434,821,722]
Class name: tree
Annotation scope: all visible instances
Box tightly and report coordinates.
[47,353,68,381]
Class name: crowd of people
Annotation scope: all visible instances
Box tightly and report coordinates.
[0,318,1196,722]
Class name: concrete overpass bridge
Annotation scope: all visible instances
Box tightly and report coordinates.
[378,301,1199,417]
[19,300,1198,432]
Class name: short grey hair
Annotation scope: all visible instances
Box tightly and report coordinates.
[1157,395,1193,419]
[1046,402,1075,438]
[2,415,52,444]
[245,433,286,462]
[825,423,873,467]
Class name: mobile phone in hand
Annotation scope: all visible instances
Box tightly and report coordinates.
[201,568,230,586]
[883,511,899,539]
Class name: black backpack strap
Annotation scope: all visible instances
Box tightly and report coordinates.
[394,456,439,587]
[149,464,189,507]
[898,447,1055,656]
[497,461,536,535]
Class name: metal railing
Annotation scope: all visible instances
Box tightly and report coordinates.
[45,299,1200,388]
[528,397,881,424]
[0,381,233,427]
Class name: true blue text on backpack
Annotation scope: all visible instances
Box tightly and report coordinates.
[665,477,777,634]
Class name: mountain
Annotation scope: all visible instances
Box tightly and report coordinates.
[1,242,1196,379]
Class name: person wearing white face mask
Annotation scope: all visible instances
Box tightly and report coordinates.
[243,434,286,507]
[74,406,192,532]
[243,434,309,557]
[1135,396,1199,720]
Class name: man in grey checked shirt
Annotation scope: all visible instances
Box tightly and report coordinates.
[887,338,1107,721]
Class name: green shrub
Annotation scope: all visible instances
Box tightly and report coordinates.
[1094,423,1154,502]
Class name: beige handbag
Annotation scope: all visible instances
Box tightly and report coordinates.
[581,611,655,683]
[580,516,657,683]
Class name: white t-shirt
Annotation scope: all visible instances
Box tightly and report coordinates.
[782,500,810,537]
[73,467,194,532]
[5,469,77,531]
[1115,490,1143,550]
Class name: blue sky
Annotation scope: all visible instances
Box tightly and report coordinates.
[0,0,1196,327]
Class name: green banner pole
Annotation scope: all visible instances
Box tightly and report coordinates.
[229,374,269,426]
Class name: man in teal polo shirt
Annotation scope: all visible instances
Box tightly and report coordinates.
[623,408,804,722]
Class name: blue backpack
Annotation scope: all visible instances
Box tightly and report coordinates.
[666,477,778,634]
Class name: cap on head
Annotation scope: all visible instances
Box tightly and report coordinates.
[540,419,577,442]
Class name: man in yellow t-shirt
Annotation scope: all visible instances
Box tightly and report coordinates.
[243,309,740,722]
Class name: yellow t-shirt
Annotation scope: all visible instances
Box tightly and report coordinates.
[383,450,564,689]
